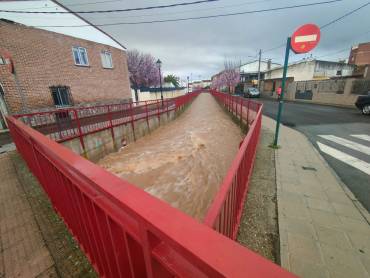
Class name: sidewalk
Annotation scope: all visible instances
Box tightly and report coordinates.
[0,152,57,277]
[262,116,370,278]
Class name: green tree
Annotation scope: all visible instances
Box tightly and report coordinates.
[164,74,180,88]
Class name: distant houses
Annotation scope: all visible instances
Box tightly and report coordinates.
[240,60,280,87]
[211,44,370,107]
[190,80,211,91]
[262,59,355,94]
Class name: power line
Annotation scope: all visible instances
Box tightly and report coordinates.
[16,0,273,11]
[29,0,342,27]
[315,27,370,59]
[0,0,219,14]
[85,0,275,20]
[64,0,127,7]
[263,43,285,53]
[262,1,370,53]
[316,48,348,58]
[320,1,370,29]
[2,0,276,21]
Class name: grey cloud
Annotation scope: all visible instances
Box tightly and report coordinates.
[62,0,370,80]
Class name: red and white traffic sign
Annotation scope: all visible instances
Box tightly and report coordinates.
[291,24,320,54]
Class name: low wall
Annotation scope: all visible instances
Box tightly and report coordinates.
[62,109,178,162]
[131,89,186,102]
[262,78,368,107]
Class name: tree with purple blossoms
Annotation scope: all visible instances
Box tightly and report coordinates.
[127,50,160,102]
[211,61,240,93]
[222,61,240,93]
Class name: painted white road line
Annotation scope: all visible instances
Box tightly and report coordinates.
[318,135,370,156]
[351,134,370,142]
[317,142,370,176]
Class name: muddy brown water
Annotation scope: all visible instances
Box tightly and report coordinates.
[98,93,243,220]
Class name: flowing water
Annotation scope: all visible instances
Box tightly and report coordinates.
[98,93,243,220]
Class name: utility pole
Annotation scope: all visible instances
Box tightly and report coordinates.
[257,49,262,91]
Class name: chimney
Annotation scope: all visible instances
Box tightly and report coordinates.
[267,59,272,70]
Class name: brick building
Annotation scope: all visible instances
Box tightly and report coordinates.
[0,0,131,128]
[349,42,370,66]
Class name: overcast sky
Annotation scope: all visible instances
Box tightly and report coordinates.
[58,0,370,82]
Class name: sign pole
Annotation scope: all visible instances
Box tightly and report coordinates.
[273,37,291,147]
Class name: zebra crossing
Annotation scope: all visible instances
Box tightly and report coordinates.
[317,134,370,176]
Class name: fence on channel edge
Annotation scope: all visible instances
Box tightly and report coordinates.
[7,97,294,278]
[13,92,200,153]
[204,90,263,240]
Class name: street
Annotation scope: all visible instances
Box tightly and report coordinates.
[259,98,370,212]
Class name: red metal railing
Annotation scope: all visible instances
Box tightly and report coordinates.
[204,90,262,240]
[7,103,294,277]
[14,92,199,152]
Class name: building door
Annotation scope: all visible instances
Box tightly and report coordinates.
[0,84,8,130]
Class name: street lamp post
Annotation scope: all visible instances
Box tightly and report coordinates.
[187,76,190,94]
[156,59,163,104]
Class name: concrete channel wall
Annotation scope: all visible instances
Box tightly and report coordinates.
[62,108,180,162]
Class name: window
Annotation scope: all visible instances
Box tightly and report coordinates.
[336,70,342,76]
[50,86,73,107]
[101,51,113,68]
[72,46,89,66]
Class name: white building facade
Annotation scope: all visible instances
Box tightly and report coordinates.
[264,59,355,82]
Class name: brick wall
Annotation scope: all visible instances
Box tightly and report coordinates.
[0,21,131,114]
[349,42,370,66]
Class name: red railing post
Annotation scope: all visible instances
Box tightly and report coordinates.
[145,101,150,130]
[72,109,86,154]
[129,102,136,141]
[166,98,169,118]
[157,100,161,124]
[246,100,250,126]
[240,98,243,124]
[107,105,115,143]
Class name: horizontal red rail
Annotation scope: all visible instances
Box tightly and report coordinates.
[13,92,200,150]
[204,90,262,240]
[7,112,293,278]
[7,91,294,277]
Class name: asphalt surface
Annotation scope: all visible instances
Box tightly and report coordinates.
[259,97,370,212]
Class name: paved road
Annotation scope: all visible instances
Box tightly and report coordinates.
[259,98,370,212]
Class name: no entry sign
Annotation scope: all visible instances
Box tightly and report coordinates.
[273,23,321,147]
[291,24,320,54]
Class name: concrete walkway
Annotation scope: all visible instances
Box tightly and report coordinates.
[0,153,58,277]
[263,116,370,278]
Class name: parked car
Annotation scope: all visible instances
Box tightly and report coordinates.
[245,87,260,98]
[355,93,370,115]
